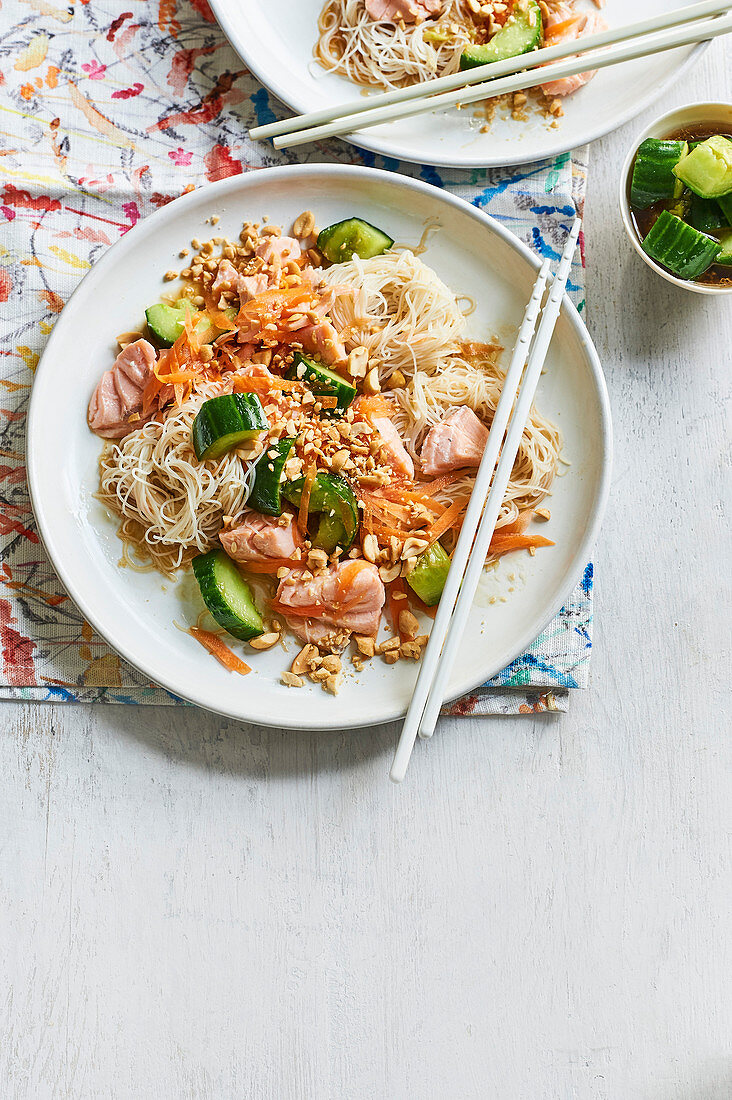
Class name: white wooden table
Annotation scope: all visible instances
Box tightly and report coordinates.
[3,46,730,1100]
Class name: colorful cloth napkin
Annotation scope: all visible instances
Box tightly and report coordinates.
[0,0,592,713]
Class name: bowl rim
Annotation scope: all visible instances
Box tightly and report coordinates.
[618,100,732,296]
[27,163,613,728]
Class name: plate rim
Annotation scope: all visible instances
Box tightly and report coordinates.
[208,0,708,168]
[27,163,613,728]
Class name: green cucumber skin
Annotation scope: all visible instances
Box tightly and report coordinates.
[630,139,688,209]
[192,393,269,461]
[405,542,451,606]
[287,352,356,415]
[317,218,394,264]
[248,437,296,516]
[642,210,721,280]
[460,0,542,70]
[282,473,359,551]
[192,550,264,641]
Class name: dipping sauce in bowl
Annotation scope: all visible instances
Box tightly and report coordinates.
[629,124,732,289]
[619,103,732,296]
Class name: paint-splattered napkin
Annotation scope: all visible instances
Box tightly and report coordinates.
[0,0,593,713]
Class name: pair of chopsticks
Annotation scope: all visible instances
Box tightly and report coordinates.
[250,1,732,149]
[389,218,581,783]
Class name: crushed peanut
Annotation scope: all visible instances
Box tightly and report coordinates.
[398,609,420,639]
[293,210,316,239]
[249,632,281,651]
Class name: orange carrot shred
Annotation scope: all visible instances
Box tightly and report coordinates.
[298,463,317,536]
[189,627,251,674]
[424,496,469,545]
[488,533,555,555]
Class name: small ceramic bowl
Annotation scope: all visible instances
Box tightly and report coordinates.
[619,101,732,296]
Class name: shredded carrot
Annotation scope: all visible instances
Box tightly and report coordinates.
[201,290,238,331]
[189,627,251,674]
[489,533,555,555]
[298,463,317,536]
[360,492,413,525]
[236,285,313,329]
[496,509,533,536]
[369,520,407,543]
[374,486,444,513]
[353,393,393,420]
[545,16,580,39]
[424,496,469,545]
[231,374,302,395]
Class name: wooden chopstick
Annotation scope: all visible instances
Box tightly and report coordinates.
[250,0,729,144]
[389,219,581,784]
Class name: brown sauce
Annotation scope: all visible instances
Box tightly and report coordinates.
[628,122,732,288]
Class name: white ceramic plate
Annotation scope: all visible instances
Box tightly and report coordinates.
[27,165,611,729]
[211,0,706,168]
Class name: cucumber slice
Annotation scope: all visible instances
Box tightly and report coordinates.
[282,472,359,552]
[711,227,732,265]
[718,193,732,226]
[317,218,393,263]
[146,302,190,347]
[460,0,542,70]
[688,194,725,234]
[192,549,264,641]
[642,210,721,280]
[192,393,269,461]
[630,139,688,209]
[248,436,296,516]
[146,301,236,348]
[287,352,356,415]
[405,541,451,606]
[673,135,732,200]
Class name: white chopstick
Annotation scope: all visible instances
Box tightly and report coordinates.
[250,0,729,143]
[266,11,732,150]
[390,218,581,784]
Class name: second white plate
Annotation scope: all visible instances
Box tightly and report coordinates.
[211,0,706,168]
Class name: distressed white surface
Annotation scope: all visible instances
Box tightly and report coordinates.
[2,46,731,1100]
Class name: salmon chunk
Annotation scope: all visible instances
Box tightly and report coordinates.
[296,319,348,365]
[372,415,415,479]
[211,258,269,304]
[87,338,157,439]
[220,511,303,563]
[420,406,489,477]
[276,559,385,644]
[255,235,302,268]
[365,0,442,23]
[541,8,608,96]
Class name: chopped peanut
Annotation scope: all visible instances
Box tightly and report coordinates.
[293,210,315,239]
[292,644,319,675]
[249,632,280,651]
[398,609,420,639]
[354,635,375,658]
